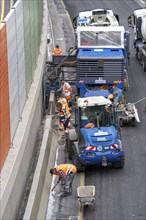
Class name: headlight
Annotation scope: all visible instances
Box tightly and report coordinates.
[97,146,103,151]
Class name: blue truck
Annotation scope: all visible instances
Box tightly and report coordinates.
[67,93,125,171]
[46,9,128,171]
[74,9,130,95]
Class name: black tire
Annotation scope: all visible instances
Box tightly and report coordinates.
[131,118,135,127]
[142,58,146,72]
[135,49,140,61]
[66,139,73,160]
[135,51,138,60]
[119,118,123,127]
[67,129,77,160]
[72,144,85,172]
[112,155,125,169]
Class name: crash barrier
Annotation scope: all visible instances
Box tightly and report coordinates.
[0,1,48,220]
[23,100,58,219]
[48,91,56,114]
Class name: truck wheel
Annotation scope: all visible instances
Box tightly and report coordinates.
[72,144,85,172]
[67,129,77,160]
[119,118,123,127]
[136,49,140,61]
[142,58,146,72]
[66,139,73,160]
[131,118,135,127]
[111,155,125,169]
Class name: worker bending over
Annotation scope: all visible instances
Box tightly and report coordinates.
[61,80,72,109]
[50,164,77,195]
[57,97,71,132]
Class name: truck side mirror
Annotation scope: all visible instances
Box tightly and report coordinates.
[128,15,134,28]
[73,17,78,29]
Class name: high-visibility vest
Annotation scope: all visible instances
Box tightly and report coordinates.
[52,48,62,55]
[56,164,77,175]
[57,98,71,117]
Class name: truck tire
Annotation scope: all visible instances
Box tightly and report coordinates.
[142,58,146,72]
[111,155,125,168]
[72,143,85,172]
[119,118,123,127]
[67,129,77,160]
[66,139,73,160]
[130,118,135,127]
[135,49,140,61]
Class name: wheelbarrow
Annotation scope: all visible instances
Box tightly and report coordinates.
[77,185,95,211]
[116,103,140,127]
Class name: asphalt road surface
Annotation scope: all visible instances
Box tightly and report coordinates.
[63,0,146,220]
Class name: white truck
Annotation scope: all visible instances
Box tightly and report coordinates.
[75,8,119,27]
[128,8,146,71]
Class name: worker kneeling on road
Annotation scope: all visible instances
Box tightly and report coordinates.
[57,97,71,132]
[50,164,77,195]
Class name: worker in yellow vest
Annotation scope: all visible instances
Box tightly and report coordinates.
[50,164,77,194]
[57,97,71,132]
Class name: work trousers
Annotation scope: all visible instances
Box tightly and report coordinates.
[64,173,75,192]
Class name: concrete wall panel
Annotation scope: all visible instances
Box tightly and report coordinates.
[0,0,47,219]
[13,0,26,115]
[23,0,43,94]
[5,9,19,140]
[0,23,10,168]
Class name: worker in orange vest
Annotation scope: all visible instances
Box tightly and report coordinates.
[61,80,72,109]
[52,44,62,55]
[50,164,77,194]
[57,97,71,132]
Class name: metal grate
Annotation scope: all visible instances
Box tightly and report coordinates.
[77,58,124,82]
[136,17,142,40]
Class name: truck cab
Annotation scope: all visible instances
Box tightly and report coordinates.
[76,25,130,91]
[128,8,146,71]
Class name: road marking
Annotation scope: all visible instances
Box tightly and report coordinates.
[78,172,85,220]
[139,0,145,4]
[0,0,5,23]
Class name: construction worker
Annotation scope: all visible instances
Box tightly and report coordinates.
[109,84,123,104]
[52,44,62,55]
[57,97,71,132]
[61,80,72,109]
[50,164,77,194]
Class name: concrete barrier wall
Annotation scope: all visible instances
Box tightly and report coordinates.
[23,113,55,220]
[0,1,48,219]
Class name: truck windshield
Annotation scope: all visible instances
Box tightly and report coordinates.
[80,105,115,127]
[80,31,122,47]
